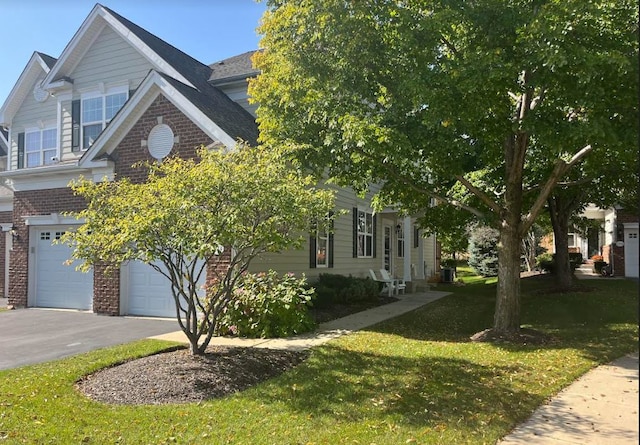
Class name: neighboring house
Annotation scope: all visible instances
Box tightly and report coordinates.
[543,204,639,278]
[0,4,438,317]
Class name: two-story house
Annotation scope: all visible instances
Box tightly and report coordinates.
[0,4,438,317]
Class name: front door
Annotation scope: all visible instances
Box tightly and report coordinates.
[384,225,392,272]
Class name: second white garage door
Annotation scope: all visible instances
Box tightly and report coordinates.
[127,260,206,318]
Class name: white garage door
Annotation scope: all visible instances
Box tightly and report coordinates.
[35,229,93,310]
[127,260,205,318]
[624,227,638,278]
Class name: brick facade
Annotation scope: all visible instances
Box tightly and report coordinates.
[113,95,213,182]
[6,93,223,315]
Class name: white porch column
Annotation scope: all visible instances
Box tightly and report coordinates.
[403,216,412,282]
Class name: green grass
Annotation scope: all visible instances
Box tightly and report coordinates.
[0,275,637,444]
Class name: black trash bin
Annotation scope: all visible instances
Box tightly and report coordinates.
[440,267,456,283]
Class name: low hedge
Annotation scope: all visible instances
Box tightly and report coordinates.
[312,273,380,307]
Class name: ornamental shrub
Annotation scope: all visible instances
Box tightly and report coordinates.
[536,252,555,273]
[314,273,380,304]
[536,252,583,274]
[218,270,315,338]
[468,226,499,277]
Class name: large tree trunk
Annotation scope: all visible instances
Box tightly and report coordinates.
[494,216,522,334]
[493,133,526,335]
[547,194,578,290]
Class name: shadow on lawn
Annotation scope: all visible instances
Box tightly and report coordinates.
[367,275,638,362]
[258,344,541,430]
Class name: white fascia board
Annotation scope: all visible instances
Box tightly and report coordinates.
[0,53,49,126]
[160,81,237,148]
[50,6,197,90]
[23,213,85,226]
[98,11,195,89]
[41,4,103,88]
[79,72,161,167]
[0,164,91,192]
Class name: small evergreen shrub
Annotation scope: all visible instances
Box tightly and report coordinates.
[314,273,380,304]
[568,252,583,270]
[219,270,315,338]
[535,252,583,274]
[536,252,555,273]
[468,226,499,277]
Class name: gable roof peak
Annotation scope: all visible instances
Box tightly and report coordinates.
[41,3,213,93]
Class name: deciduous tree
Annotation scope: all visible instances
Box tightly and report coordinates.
[63,146,335,355]
[251,0,638,336]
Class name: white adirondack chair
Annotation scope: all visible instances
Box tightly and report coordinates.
[369,269,393,297]
[379,269,406,295]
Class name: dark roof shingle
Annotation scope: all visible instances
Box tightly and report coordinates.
[36,52,58,69]
[208,50,260,84]
[103,5,213,92]
[159,73,258,146]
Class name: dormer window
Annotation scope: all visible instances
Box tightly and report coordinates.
[81,88,127,149]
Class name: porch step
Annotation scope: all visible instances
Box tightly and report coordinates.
[408,280,431,293]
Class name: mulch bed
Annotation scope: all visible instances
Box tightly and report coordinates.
[77,296,398,405]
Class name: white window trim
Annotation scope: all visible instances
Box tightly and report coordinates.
[24,125,59,168]
[316,226,329,268]
[397,224,405,258]
[357,208,374,258]
[80,86,128,150]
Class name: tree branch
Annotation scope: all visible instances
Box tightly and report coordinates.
[349,145,487,219]
[440,35,461,59]
[454,174,502,214]
[521,145,592,234]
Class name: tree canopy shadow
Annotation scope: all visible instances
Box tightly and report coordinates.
[256,344,543,432]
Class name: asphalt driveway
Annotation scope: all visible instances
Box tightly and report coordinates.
[0,307,180,370]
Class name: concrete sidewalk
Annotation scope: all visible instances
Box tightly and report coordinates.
[150,289,451,350]
[499,353,639,445]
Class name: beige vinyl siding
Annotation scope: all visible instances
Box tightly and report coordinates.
[217,83,257,117]
[57,26,154,157]
[70,26,154,92]
[249,185,385,281]
[59,100,73,161]
[10,75,58,170]
[423,235,438,279]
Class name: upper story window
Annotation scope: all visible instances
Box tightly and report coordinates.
[25,127,57,168]
[81,89,127,149]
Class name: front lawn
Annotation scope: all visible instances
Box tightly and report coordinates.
[0,275,637,444]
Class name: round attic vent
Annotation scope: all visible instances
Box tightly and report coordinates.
[33,82,50,103]
[147,124,174,160]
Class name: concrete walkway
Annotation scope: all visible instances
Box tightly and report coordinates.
[498,267,640,444]
[150,289,451,350]
[499,353,639,445]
